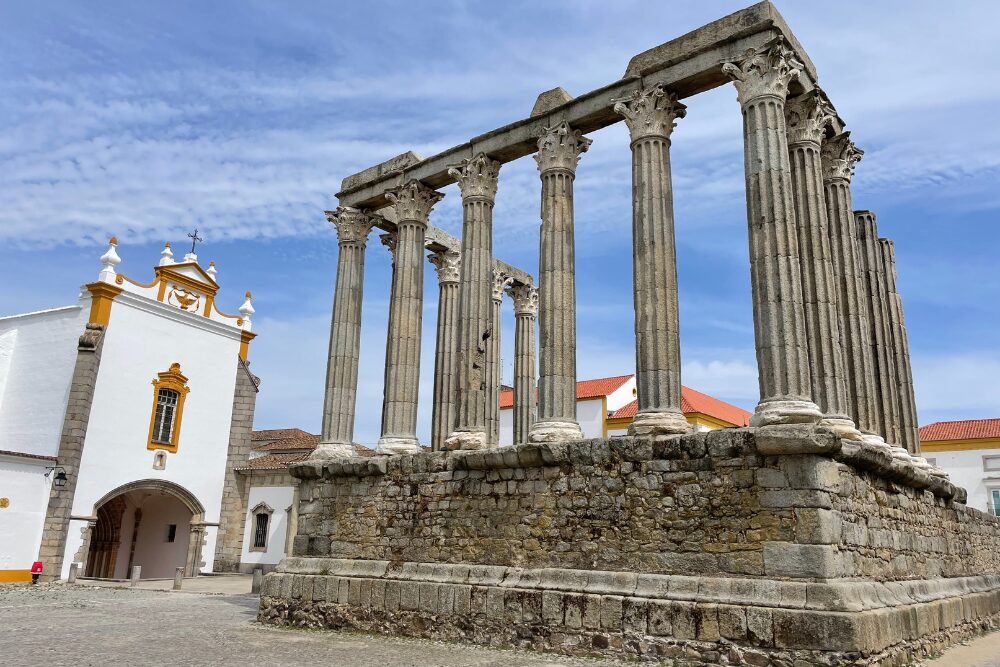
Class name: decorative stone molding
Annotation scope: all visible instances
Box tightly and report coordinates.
[785,92,833,146]
[491,269,512,303]
[612,85,687,143]
[722,41,803,106]
[508,284,538,317]
[385,179,443,223]
[428,250,461,285]
[821,132,864,182]
[326,206,375,245]
[447,153,501,201]
[533,121,592,174]
[78,323,105,350]
[379,233,397,257]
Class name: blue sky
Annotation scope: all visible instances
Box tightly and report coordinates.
[2,1,998,443]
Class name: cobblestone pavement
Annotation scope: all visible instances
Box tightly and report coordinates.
[2,584,998,666]
[0,584,627,667]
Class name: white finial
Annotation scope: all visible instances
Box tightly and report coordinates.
[206,261,218,281]
[159,242,175,266]
[99,236,121,283]
[239,291,255,331]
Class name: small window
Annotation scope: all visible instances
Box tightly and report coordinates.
[984,456,1000,472]
[253,513,269,550]
[166,524,177,543]
[991,490,1000,517]
[152,389,179,444]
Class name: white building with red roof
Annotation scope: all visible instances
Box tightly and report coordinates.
[499,374,751,446]
[920,418,1000,516]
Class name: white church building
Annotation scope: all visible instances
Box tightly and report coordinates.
[0,238,259,582]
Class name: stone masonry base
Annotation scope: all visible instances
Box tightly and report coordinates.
[259,560,1000,666]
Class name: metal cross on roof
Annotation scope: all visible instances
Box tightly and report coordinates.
[187,229,203,254]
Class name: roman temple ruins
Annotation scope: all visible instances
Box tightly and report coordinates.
[259,3,1000,664]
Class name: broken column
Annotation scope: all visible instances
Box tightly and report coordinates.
[376,180,443,454]
[429,250,461,451]
[445,154,501,451]
[785,92,859,440]
[529,121,590,443]
[613,84,691,437]
[315,207,375,459]
[723,42,822,427]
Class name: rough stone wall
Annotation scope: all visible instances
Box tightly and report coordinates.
[37,323,106,580]
[212,357,259,572]
[291,430,1000,581]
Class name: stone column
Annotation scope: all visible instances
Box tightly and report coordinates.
[723,42,822,427]
[315,207,375,459]
[528,121,590,443]
[856,210,901,444]
[487,269,512,445]
[377,180,443,454]
[879,238,921,453]
[508,284,538,445]
[785,93,860,440]
[428,250,461,451]
[613,84,690,437]
[444,153,501,451]
[821,133,881,441]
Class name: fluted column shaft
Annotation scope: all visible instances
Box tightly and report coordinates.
[821,133,879,438]
[786,94,858,439]
[429,251,461,451]
[487,270,512,445]
[613,85,691,437]
[723,43,822,426]
[879,239,920,453]
[377,181,443,454]
[445,154,501,451]
[856,211,900,444]
[528,122,590,443]
[510,284,538,445]
[315,207,375,459]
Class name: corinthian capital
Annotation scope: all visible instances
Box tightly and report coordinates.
[722,41,803,106]
[326,206,375,245]
[534,121,592,174]
[508,284,538,317]
[821,132,864,182]
[428,250,461,284]
[448,153,501,202]
[379,232,397,258]
[613,85,686,143]
[386,179,443,224]
[785,92,833,146]
[492,269,513,303]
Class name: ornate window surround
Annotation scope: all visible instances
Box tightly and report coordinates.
[147,363,190,453]
[250,502,274,552]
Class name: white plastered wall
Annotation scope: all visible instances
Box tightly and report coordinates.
[0,455,54,574]
[240,485,295,571]
[927,448,1000,516]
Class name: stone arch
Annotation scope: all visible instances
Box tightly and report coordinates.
[82,479,207,578]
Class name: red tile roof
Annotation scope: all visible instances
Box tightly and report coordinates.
[499,374,633,409]
[235,452,312,471]
[243,429,374,470]
[0,449,58,463]
[919,419,1000,442]
[607,387,751,427]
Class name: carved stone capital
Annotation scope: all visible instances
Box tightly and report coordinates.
[385,179,443,224]
[508,284,538,317]
[448,153,501,202]
[534,121,592,174]
[326,206,375,245]
[785,92,833,146]
[492,269,513,303]
[722,41,803,106]
[821,132,864,182]
[428,250,461,284]
[613,85,686,143]
[379,232,397,257]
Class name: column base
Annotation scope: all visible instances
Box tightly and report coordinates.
[527,420,584,444]
[375,436,423,456]
[750,398,823,427]
[819,415,863,441]
[442,430,488,451]
[628,410,691,438]
[308,442,358,461]
[860,432,895,457]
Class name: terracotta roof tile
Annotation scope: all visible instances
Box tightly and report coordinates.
[499,374,633,409]
[919,419,1000,442]
[235,452,311,471]
[679,386,752,427]
[252,430,321,452]
[252,428,314,442]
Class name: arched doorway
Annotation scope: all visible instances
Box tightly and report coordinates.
[84,480,206,580]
